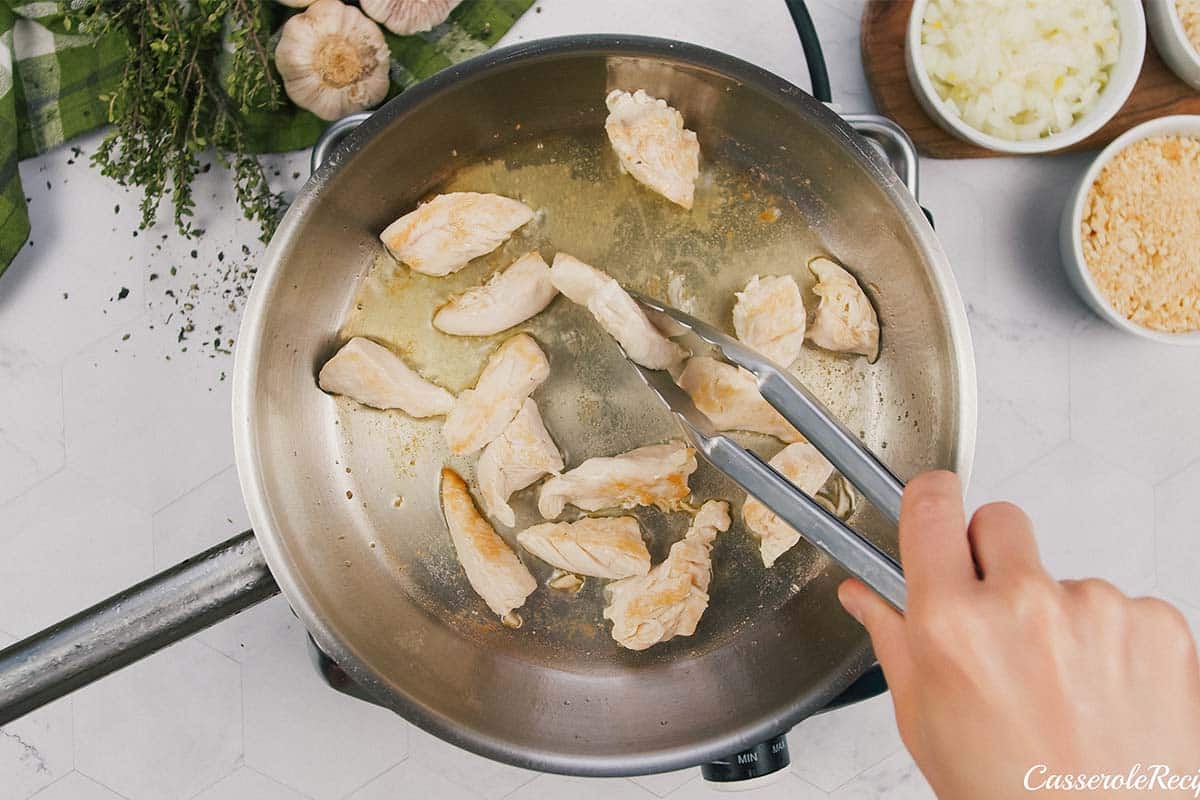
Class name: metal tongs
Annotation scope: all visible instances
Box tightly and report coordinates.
[629,294,907,612]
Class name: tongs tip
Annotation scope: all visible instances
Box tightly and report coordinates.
[630,292,777,379]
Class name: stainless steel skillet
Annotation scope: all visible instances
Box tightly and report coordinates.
[0,35,975,778]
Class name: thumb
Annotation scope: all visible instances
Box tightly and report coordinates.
[838,578,915,710]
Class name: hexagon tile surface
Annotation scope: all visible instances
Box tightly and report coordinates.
[966,308,1071,490]
[241,609,411,800]
[63,325,234,514]
[0,133,147,366]
[830,752,934,800]
[922,156,1087,490]
[787,693,903,793]
[72,639,242,800]
[192,766,311,800]
[993,441,1156,595]
[404,726,537,800]
[1154,459,1200,608]
[666,774,830,800]
[0,345,63,507]
[346,761,479,800]
[22,772,126,800]
[152,464,249,569]
[628,767,694,797]
[513,775,656,800]
[1070,316,1200,483]
[0,469,153,638]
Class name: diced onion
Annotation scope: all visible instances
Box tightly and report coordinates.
[921,0,1120,141]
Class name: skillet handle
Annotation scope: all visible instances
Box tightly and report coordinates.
[311,112,373,174]
[842,113,920,201]
[0,531,278,726]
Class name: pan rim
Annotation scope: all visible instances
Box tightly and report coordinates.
[233,33,977,776]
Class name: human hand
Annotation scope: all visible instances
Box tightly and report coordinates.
[837,471,1200,800]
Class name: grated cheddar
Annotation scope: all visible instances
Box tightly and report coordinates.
[1080,135,1200,333]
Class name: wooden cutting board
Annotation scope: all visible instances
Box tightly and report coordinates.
[861,0,1200,158]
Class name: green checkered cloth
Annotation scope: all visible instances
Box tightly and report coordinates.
[0,0,533,274]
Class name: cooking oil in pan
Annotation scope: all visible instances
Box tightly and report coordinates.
[335,130,881,660]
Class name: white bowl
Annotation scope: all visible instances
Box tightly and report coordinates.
[1147,0,1200,89]
[906,0,1147,154]
[1059,114,1200,345]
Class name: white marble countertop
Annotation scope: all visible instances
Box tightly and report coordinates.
[2,1,1198,799]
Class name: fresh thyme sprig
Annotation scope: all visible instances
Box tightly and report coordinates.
[63,0,286,241]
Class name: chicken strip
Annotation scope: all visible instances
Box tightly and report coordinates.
[517,516,650,579]
[477,398,564,527]
[318,337,455,417]
[443,334,550,455]
[433,252,558,336]
[676,357,802,442]
[379,192,534,277]
[733,274,806,367]
[439,468,537,620]
[538,441,697,519]
[603,500,731,651]
[604,89,700,209]
[742,442,835,568]
[807,257,880,362]
[549,253,688,370]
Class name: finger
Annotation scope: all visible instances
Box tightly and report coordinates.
[838,578,914,698]
[899,471,976,594]
[967,501,1042,581]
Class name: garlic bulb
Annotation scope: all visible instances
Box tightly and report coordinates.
[275,0,391,122]
[360,0,464,35]
[274,0,317,7]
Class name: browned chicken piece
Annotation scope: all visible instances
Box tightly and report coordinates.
[517,516,651,580]
[732,274,806,367]
[807,257,881,362]
[443,333,550,455]
[477,398,564,527]
[379,192,534,277]
[439,468,536,620]
[676,357,802,442]
[318,337,455,416]
[432,252,558,337]
[602,500,731,651]
[604,89,700,209]
[537,441,697,519]
[549,253,688,371]
[743,442,835,567]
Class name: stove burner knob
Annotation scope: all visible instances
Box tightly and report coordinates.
[700,733,790,787]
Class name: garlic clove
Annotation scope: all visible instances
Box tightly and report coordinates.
[360,0,464,35]
[274,0,318,7]
[275,0,391,122]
